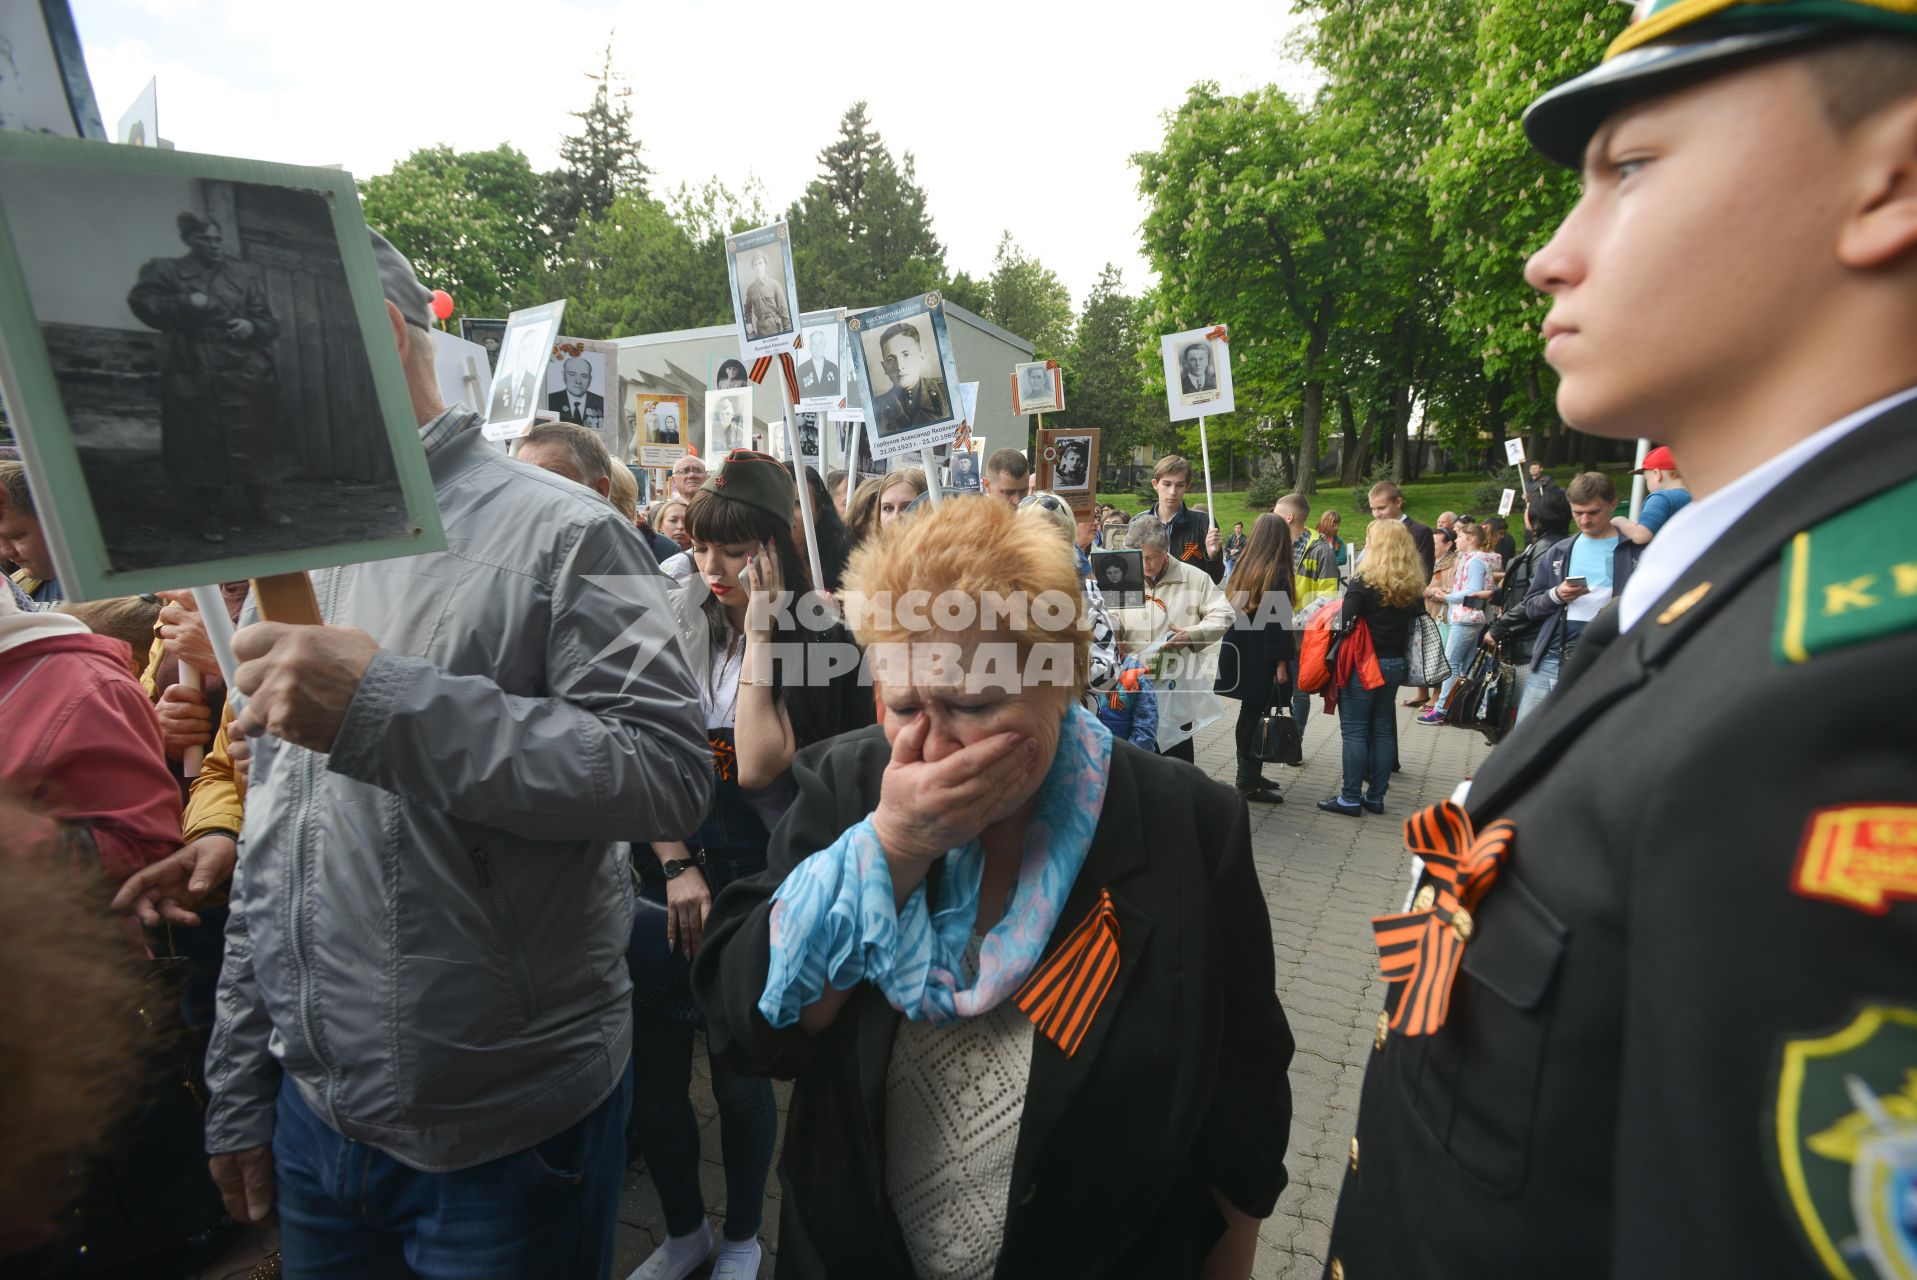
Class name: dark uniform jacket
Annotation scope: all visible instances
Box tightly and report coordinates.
[872,374,951,436]
[1325,396,1917,1278]
[693,729,1294,1278]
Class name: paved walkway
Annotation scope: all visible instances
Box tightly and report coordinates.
[192,704,1497,1280]
[609,704,1497,1280]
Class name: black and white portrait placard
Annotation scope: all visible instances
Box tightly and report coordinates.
[705,387,752,460]
[545,335,618,453]
[483,299,565,441]
[0,133,442,597]
[725,220,800,359]
[0,1,106,140]
[1091,548,1146,609]
[1037,427,1099,516]
[794,409,824,469]
[460,317,506,373]
[1011,360,1063,415]
[844,292,963,461]
[794,307,844,409]
[949,450,980,493]
[1160,324,1234,421]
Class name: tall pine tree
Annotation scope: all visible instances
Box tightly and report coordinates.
[542,43,650,252]
[786,102,947,307]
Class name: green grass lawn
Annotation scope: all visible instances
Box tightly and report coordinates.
[1096,467,1583,550]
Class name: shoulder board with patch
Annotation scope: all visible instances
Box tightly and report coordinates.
[1775,474,1917,664]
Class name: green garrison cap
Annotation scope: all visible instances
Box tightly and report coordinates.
[1524,0,1917,167]
[702,448,796,524]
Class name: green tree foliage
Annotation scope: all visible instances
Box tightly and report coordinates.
[983,233,1074,358]
[1423,0,1619,460]
[1133,2,1630,490]
[357,144,544,322]
[785,102,949,308]
[1066,265,1156,459]
[541,44,651,252]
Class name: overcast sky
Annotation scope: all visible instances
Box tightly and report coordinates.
[74,0,1318,310]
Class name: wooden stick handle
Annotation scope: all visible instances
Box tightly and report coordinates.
[251,572,321,625]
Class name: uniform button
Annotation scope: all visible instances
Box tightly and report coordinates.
[1374,1011,1389,1051]
[1348,1136,1360,1173]
[1330,1259,1345,1280]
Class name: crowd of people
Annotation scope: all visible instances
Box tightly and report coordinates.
[4,8,1913,1278]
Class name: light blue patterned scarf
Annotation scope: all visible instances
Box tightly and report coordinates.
[759,703,1114,1028]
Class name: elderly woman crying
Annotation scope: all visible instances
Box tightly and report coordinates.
[691,497,1293,1279]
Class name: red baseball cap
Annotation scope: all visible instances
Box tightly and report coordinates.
[1633,445,1677,474]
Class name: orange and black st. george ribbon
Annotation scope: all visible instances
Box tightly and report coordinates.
[1016,888,1121,1058]
[710,736,736,783]
[748,356,774,384]
[1370,802,1513,1038]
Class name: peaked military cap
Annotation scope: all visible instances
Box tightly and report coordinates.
[1524,0,1917,167]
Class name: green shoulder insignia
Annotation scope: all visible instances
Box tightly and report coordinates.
[1776,476,1917,664]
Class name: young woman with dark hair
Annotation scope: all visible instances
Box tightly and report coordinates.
[1216,513,1298,802]
[629,450,871,1280]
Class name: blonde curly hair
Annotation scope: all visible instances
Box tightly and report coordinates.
[1355,519,1426,608]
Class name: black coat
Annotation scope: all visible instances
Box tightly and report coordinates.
[692,729,1294,1278]
[1216,588,1297,703]
[1403,516,1436,578]
[1325,397,1917,1278]
[1485,536,1554,664]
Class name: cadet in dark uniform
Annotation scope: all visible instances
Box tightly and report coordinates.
[1325,5,1917,1278]
[869,321,951,436]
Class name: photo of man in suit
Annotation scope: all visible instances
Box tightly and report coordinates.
[798,323,840,400]
[547,356,604,431]
[1179,342,1216,396]
[741,251,792,339]
[870,321,951,437]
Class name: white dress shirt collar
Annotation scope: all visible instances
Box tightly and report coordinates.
[1618,384,1917,631]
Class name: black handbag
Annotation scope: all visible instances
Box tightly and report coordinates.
[1252,705,1304,765]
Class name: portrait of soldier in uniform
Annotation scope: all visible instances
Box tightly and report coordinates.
[128,210,284,542]
[706,389,751,457]
[741,249,792,339]
[870,321,951,438]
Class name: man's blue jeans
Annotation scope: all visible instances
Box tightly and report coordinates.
[1516,648,1562,725]
[1338,656,1408,805]
[272,1065,632,1280]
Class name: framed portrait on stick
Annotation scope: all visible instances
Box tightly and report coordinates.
[844,291,963,461]
[1011,360,1063,416]
[794,307,844,409]
[634,392,688,468]
[1036,428,1099,515]
[546,335,618,453]
[725,220,801,359]
[1159,324,1233,422]
[0,1,107,140]
[482,299,565,441]
[0,130,443,600]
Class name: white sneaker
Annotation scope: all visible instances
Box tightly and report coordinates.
[709,1238,763,1280]
[625,1220,713,1280]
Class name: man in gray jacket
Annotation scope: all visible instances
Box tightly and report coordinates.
[209,233,712,1278]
